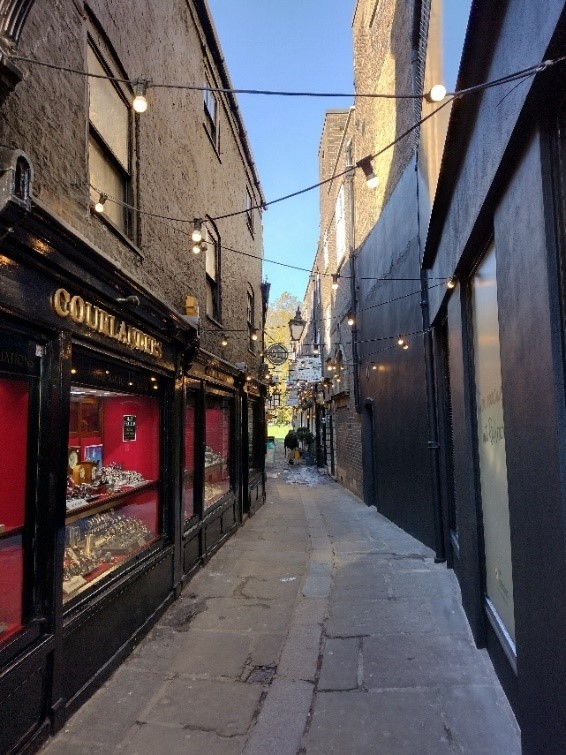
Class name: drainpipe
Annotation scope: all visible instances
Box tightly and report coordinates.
[420,273,446,563]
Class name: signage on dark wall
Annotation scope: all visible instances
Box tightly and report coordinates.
[123,415,137,441]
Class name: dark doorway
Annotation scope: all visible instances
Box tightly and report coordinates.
[362,399,377,506]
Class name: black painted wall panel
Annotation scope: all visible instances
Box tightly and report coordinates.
[495,131,566,753]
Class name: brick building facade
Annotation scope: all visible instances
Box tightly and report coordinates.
[0,0,264,369]
[0,1,268,751]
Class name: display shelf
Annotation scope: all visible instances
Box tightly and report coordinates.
[0,525,23,541]
[65,480,157,524]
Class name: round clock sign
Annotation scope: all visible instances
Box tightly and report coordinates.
[265,343,289,366]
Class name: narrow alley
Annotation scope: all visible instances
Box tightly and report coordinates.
[40,443,519,755]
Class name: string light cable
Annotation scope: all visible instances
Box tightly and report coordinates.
[90,182,454,284]
[10,52,562,101]
[80,54,565,229]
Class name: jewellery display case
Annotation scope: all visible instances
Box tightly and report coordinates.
[204,394,232,509]
[0,371,32,644]
[63,376,161,603]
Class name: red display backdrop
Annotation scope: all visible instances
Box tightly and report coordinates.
[102,396,159,479]
[0,535,23,639]
[206,407,230,457]
[0,379,29,529]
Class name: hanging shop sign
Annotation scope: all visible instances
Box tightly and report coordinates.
[265,343,289,366]
[295,356,322,383]
[51,288,162,358]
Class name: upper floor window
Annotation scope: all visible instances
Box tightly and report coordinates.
[87,40,131,235]
[246,187,254,234]
[206,223,221,321]
[335,184,346,265]
[323,231,329,270]
[247,284,255,350]
[204,80,220,150]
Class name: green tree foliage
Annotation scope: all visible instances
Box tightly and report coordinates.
[264,291,301,425]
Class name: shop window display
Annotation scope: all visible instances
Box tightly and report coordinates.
[183,391,196,520]
[204,394,232,509]
[64,366,161,603]
[248,401,258,472]
[0,376,29,642]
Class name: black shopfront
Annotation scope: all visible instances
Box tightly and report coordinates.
[0,156,266,754]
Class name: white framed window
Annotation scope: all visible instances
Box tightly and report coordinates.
[335,185,346,265]
[246,187,254,234]
[247,284,255,350]
[87,41,131,235]
[204,79,220,149]
[325,305,331,351]
[206,224,221,321]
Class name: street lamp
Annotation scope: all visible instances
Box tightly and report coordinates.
[288,307,306,342]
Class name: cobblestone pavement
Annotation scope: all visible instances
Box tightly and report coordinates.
[41,440,520,754]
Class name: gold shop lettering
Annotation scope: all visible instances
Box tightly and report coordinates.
[52,288,163,358]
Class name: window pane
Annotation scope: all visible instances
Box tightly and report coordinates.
[472,242,515,642]
[89,137,126,232]
[0,376,29,643]
[204,395,231,509]
[87,45,129,169]
[335,185,346,264]
[184,392,196,520]
[206,238,217,281]
[206,278,218,320]
[64,384,160,604]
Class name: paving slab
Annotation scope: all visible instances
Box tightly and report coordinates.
[140,678,262,737]
[363,633,490,688]
[172,628,251,678]
[122,724,246,755]
[304,688,452,755]
[189,596,295,634]
[327,596,438,636]
[277,621,323,682]
[243,678,313,755]
[318,637,359,691]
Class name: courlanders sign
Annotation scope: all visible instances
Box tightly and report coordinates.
[51,288,163,358]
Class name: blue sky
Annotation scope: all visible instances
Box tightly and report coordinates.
[207,1,471,304]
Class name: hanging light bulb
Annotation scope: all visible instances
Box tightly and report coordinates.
[313,343,320,355]
[347,313,355,326]
[132,79,149,113]
[403,343,409,350]
[221,334,228,347]
[192,240,207,254]
[331,273,339,290]
[426,83,447,103]
[94,193,107,213]
[192,219,203,243]
[251,328,259,342]
[447,276,457,289]
[372,365,377,370]
[397,336,405,346]
[356,155,379,189]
